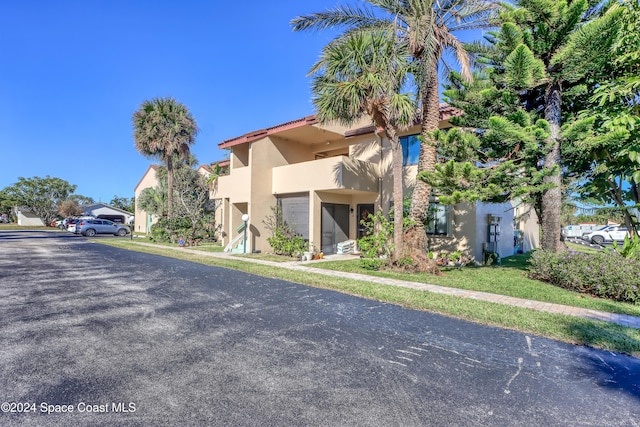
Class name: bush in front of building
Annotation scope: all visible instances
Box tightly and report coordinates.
[267,227,308,257]
[264,205,308,257]
[528,250,640,304]
[357,210,393,270]
[149,216,216,244]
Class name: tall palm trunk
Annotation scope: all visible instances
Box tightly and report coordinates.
[166,156,174,218]
[402,67,441,274]
[385,124,405,260]
[541,82,564,252]
[408,68,440,252]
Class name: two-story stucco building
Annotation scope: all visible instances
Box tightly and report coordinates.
[134,163,223,235]
[212,107,539,261]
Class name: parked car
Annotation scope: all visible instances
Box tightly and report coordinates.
[561,224,602,239]
[65,216,94,232]
[66,219,79,233]
[582,225,631,245]
[65,218,82,233]
[75,218,130,237]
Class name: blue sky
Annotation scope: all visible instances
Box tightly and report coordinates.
[0,0,344,202]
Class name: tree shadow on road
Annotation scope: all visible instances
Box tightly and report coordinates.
[568,319,640,402]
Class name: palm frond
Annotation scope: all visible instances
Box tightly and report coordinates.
[291,5,384,32]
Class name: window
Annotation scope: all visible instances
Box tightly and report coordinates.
[277,194,309,239]
[400,134,420,166]
[426,203,449,236]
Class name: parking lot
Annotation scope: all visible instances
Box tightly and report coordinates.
[1,231,639,426]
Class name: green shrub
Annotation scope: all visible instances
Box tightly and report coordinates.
[148,216,216,243]
[150,219,171,242]
[357,210,392,269]
[610,233,640,259]
[267,228,307,257]
[529,250,640,304]
[484,251,499,265]
[264,205,308,257]
[360,258,385,270]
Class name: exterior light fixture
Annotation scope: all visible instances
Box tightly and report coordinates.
[241,214,249,253]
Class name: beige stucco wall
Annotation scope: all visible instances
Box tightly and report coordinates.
[134,166,158,234]
[426,202,477,261]
[515,201,540,253]
[216,167,250,202]
[473,201,516,262]
[213,118,540,257]
[427,201,531,263]
[272,156,379,195]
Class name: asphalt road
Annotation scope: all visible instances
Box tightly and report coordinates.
[0,230,639,426]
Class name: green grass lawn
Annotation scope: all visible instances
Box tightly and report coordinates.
[130,237,224,252]
[95,239,640,356]
[312,255,640,318]
[0,224,55,230]
[566,241,601,254]
[184,243,224,252]
[233,253,298,262]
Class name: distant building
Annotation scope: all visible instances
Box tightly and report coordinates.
[16,208,45,226]
[80,203,134,224]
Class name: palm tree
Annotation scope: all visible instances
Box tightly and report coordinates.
[138,186,167,219]
[309,30,415,260]
[293,0,498,262]
[133,97,199,218]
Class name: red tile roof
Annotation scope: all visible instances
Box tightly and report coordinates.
[199,159,230,173]
[218,115,318,149]
[219,105,461,149]
[344,104,461,138]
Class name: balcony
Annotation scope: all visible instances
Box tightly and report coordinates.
[272,156,379,195]
[215,166,250,201]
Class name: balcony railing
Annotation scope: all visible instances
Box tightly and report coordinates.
[215,166,250,201]
[272,156,379,194]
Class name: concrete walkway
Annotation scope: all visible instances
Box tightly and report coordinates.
[137,242,640,329]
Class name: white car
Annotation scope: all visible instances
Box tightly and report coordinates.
[583,225,631,245]
[65,216,94,233]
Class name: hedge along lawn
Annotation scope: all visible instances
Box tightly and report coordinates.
[313,255,640,318]
[96,239,640,356]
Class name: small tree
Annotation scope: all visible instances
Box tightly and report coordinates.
[172,165,217,240]
[133,97,199,218]
[307,30,415,263]
[140,164,217,242]
[357,210,394,270]
[110,195,135,212]
[1,176,77,226]
[69,194,95,205]
[57,200,83,218]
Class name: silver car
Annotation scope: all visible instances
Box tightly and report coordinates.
[75,218,130,237]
